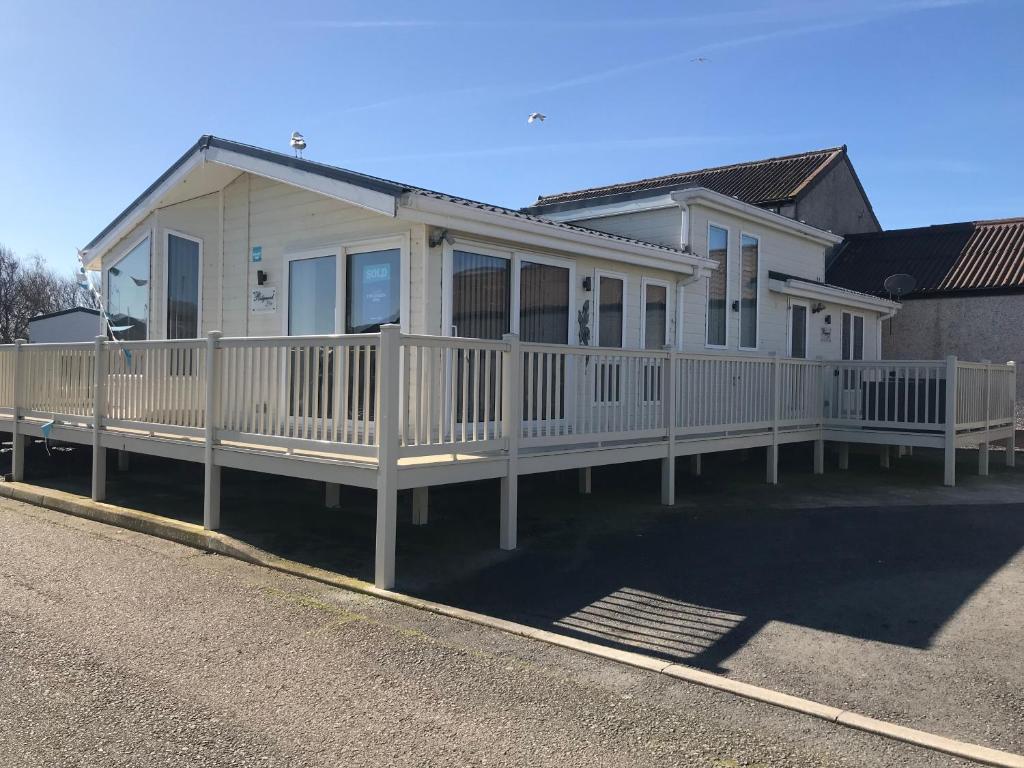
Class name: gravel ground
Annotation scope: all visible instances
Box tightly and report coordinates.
[0,495,986,767]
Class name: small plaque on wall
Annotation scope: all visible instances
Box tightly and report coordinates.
[251,286,277,313]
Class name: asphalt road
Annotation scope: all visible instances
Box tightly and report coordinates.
[0,495,984,767]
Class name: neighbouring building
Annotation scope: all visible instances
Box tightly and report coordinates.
[78,136,896,362]
[27,307,103,343]
[826,217,1024,423]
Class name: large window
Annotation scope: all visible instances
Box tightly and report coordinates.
[107,235,151,341]
[740,233,758,349]
[452,250,511,339]
[597,273,624,347]
[288,254,337,335]
[346,248,401,333]
[642,280,668,350]
[706,224,728,346]
[520,259,569,344]
[841,311,864,360]
[166,232,200,339]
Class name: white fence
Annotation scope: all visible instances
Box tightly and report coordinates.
[0,331,1015,462]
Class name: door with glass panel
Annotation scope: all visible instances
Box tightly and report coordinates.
[519,258,571,433]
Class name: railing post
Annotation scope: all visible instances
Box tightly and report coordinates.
[1007,361,1017,467]
[661,347,677,505]
[90,336,107,499]
[767,352,780,485]
[10,339,26,482]
[979,360,991,476]
[943,355,957,487]
[500,333,520,550]
[203,331,223,529]
[374,324,401,589]
[813,356,825,475]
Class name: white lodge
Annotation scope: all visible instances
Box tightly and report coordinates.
[0,136,1015,589]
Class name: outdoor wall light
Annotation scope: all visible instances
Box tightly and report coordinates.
[429,228,454,248]
[824,314,832,324]
[257,270,268,286]
[582,276,593,292]
[731,299,740,312]
[811,301,826,314]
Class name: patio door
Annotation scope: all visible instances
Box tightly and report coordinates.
[287,253,338,435]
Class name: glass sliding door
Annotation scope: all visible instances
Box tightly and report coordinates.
[520,259,570,424]
[790,303,808,358]
[287,254,338,430]
[452,250,511,339]
[166,233,200,340]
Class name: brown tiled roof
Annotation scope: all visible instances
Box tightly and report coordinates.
[525,146,846,211]
[826,218,1024,297]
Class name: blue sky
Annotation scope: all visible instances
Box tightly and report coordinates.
[1,0,1021,274]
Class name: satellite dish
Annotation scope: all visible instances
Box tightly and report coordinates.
[883,273,916,299]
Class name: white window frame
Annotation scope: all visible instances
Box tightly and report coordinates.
[441,238,576,344]
[104,230,153,340]
[704,221,731,350]
[841,310,866,361]
[738,231,761,351]
[594,268,628,348]
[282,234,410,336]
[640,276,672,350]
[787,299,810,358]
[163,229,203,340]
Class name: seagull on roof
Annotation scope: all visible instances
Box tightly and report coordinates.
[290,131,306,157]
[527,112,546,124]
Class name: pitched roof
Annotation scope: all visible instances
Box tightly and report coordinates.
[85,135,693,262]
[524,146,847,212]
[826,218,1024,298]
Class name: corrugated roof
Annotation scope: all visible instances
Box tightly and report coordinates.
[826,218,1024,297]
[525,146,846,211]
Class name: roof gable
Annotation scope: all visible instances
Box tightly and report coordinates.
[524,146,846,213]
[826,218,1024,297]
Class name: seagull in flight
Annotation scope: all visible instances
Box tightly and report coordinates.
[527,112,546,124]
[690,57,710,64]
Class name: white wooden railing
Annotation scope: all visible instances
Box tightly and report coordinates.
[0,331,1015,464]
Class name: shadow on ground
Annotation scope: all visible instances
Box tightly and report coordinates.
[5,437,1024,673]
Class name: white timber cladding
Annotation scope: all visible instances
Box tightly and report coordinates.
[570,199,890,360]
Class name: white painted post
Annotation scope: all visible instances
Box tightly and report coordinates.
[814,439,825,475]
[412,487,428,525]
[879,444,891,469]
[838,442,849,470]
[500,333,520,551]
[661,347,677,505]
[374,325,401,589]
[117,450,130,472]
[944,355,958,487]
[813,357,824,475]
[578,467,592,495]
[767,353,780,485]
[203,331,222,530]
[979,360,991,476]
[90,336,107,500]
[1006,361,1016,467]
[690,454,702,477]
[10,339,25,482]
[325,482,341,509]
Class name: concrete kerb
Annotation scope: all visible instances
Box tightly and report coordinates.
[1,480,1021,768]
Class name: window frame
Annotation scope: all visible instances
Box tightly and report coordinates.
[704,221,731,350]
[738,230,761,351]
[593,268,628,348]
[104,230,153,341]
[841,310,866,361]
[788,299,810,359]
[640,276,671,351]
[163,229,203,340]
[282,234,410,336]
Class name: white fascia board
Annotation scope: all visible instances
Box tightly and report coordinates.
[537,195,678,222]
[203,146,397,217]
[399,193,715,276]
[81,151,205,269]
[768,278,901,314]
[671,189,844,247]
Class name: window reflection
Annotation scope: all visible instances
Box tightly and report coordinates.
[107,236,151,341]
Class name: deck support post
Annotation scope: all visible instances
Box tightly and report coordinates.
[10,339,25,482]
[325,482,341,509]
[500,333,521,551]
[412,487,428,525]
[978,442,990,475]
[690,454,702,477]
[374,325,401,589]
[90,336,106,500]
[813,439,824,475]
[1006,435,1016,467]
[879,445,891,469]
[661,348,677,506]
[943,355,958,487]
[203,331,223,530]
[578,467,591,495]
[117,450,130,472]
[767,353,780,485]
[838,442,849,470]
